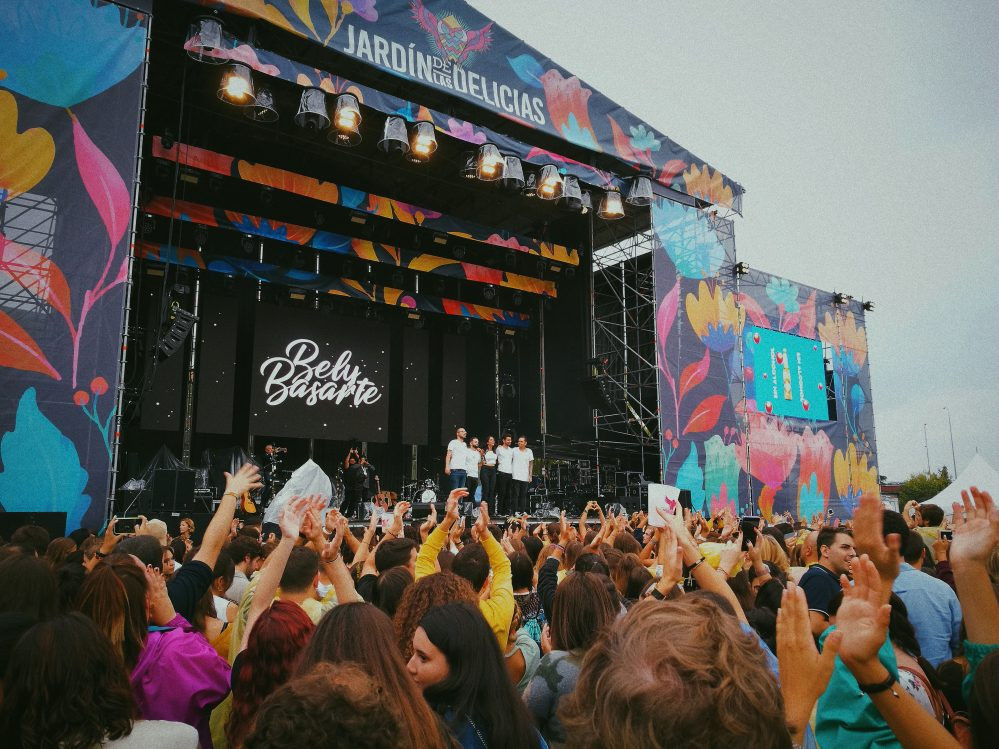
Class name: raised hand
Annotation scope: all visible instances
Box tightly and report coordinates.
[835,555,892,673]
[279,496,311,540]
[223,462,263,498]
[657,522,684,588]
[144,565,176,626]
[778,582,842,740]
[719,536,743,575]
[852,493,900,585]
[474,502,492,538]
[558,511,572,546]
[388,501,411,537]
[951,487,999,566]
[322,516,348,562]
[445,489,467,525]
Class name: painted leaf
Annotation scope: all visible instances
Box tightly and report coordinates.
[507,54,544,89]
[851,383,866,418]
[0,309,60,379]
[798,290,817,339]
[674,442,706,513]
[679,347,711,403]
[656,279,679,390]
[738,293,770,328]
[290,0,320,39]
[70,112,130,249]
[658,159,686,185]
[0,388,91,532]
[0,234,74,333]
[607,115,640,164]
[780,311,801,333]
[683,394,726,435]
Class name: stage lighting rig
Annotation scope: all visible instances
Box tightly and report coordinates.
[186,16,227,64]
[536,165,563,200]
[476,144,503,180]
[331,93,362,146]
[499,156,525,191]
[378,116,409,156]
[833,292,851,306]
[625,176,653,206]
[734,261,749,275]
[598,188,625,220]
[295,88,329,130]
[218,63,254,104]
[862,301,875,311]
[482,285,496,301]
[244,88,278,123]
[407,121,437,162]
[558,175,583,212]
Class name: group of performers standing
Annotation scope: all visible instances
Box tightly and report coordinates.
[444,427,534,515]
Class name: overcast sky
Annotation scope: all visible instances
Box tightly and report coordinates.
[469,0,999,481]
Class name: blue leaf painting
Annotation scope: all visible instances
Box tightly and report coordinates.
[850,383,866,419]
[674,442,706,513]
[0,0,146,108]
[507,54,544,89]
[0,388,91,533]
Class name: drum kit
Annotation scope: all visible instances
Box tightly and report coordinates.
[402,478,440,505]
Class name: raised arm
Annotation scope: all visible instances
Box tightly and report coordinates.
[950,487,999,645]
[195,463,262,569]
[416,491,464,578]
[852,493,902,604]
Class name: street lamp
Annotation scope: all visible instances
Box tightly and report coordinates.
[943,406,957,478]
[923,423,931,474]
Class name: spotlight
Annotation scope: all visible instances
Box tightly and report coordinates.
[140,214,155,235]
[407,121,437,163]
[218,63,254,104]
[461,151,478,179]
[499,156,525,191]
[452,245,466,260]
[458,318,472,333]
[331,93,362,145]
[241,234,255,255]
[483,284,496,301]
[558,175,583,211]
[579,191,592,215]
[512,291,523,307]
[833,292,850,306]
[378,116,410,156]
[862,301,875,311]
[734,261,749,276]
[186,16,227,64]
[193,225,208,249]
[244,87,278,123]
[161,129,175,150]
[597,188,625,220]
[259,186,273,205]
[536,165,563,200]
[522,172,538,198]
[294,88,330,130]
[625,176,654,206]
[477,144,503,181]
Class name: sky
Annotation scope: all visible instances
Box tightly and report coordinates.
[468,0,999,481]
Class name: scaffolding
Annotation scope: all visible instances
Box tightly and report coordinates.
[590,215,660,481]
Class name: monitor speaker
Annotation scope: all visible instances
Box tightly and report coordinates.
[152,469,197,513]
[409,502,446,520]
[0,511,68,540]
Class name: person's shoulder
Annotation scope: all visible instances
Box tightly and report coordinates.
[105,720,199,748]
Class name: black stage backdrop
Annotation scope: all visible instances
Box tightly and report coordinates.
[249,305,390,441]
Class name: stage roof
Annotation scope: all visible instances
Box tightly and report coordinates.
[191,0,744,213]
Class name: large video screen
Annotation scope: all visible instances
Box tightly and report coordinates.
[744,325,829,421]
[249,305,390,441]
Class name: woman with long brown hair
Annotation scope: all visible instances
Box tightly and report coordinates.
[297,602,456,749]
[394,570,478,660]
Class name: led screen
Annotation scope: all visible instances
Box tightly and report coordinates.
[744,325,829,421]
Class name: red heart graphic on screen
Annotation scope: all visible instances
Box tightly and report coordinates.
[776,353,784,364]
[813,345,818,350]
[802,400,810,411]
[765,401,773,414]
[818,383,824,390]
[762,373,768,379]
[753,333,760,344]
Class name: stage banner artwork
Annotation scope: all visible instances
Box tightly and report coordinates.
[249,305,391,441]
[0,0,148,532]
[189,0,743,211]
[651,196,878,520]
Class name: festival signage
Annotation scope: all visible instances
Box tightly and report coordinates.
[249,306,390,440]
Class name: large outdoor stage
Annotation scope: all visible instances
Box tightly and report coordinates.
[0,0,878,533]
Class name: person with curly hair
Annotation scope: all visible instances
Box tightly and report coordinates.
[244,662,402,749]
[0,612,197,748]
[394,570,477,660]
[296,602,455,749]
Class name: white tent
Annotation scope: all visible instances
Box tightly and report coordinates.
[920,453,999,513]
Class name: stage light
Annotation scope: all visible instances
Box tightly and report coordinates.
[208,174,223,192]
[483,285,496,301]
[378,116,410,156]
[452,245,466,260]
[558,175,583,211]
[598,188,625,219]
[187,16,227,64]
[408,121,437,162]
[461,151,478,179]
[458,318,472,333]
[536,258,546,275]
[295,87,330,130]
[476,144,504,181]
[833,292,850,306]
[734,261,749,275]
[522,172,538,198]
[536,165,563,200]
[140,214,155,236]
[625,176,654,206]
[499,156,525,191]
[365,304,376,320]
[218,63,254,104]
[161,129,175,150]
[244,87,278,123]
[863,300,875,311]
[391,269,405,287]
[330,93,362,145]
[193,225,208,249]
[241,234,255,255]
[504,250,517,266]
[580,191,592,215]
[564,266,576,279]
[512,291,523,307]
[433,232,448,246]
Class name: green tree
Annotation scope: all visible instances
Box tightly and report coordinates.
[898,467,952,506]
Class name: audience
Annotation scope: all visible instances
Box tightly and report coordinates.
[0,462,995,749]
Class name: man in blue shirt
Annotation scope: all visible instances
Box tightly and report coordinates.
[799,526,856,637]
[892,532,962,667]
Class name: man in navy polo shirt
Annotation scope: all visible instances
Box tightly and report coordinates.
[800,526,856,637]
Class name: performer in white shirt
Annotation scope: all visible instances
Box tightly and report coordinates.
[464,436,483,505]
[510,435,534,514]
[480,436,498,511]
[495,434,514,515]
[444,426,468,491]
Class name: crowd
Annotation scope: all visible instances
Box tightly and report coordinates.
[0,460,996,749]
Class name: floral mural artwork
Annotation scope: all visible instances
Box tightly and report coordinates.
[73,377,115,460]
[539,69,599,151]
[682,164,734,209]
[685,280,744,353]
[0,0,145,108]
[738,410,800,520]
[818,309,869,440]
[704,433,740,516]
[0,91,55,200]
[652,198,725,279]
[797,427,834,519]
[833,442,880,515]
[675,442,706,514]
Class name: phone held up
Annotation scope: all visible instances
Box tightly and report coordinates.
[739,516,762,551]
